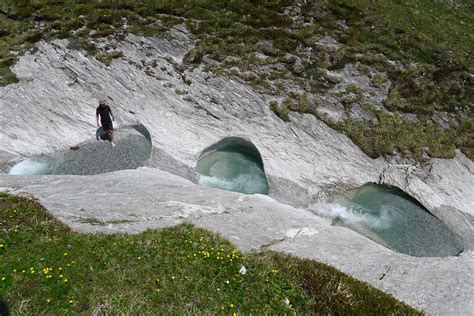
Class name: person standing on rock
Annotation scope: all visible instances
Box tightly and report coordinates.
[96,99,116,146]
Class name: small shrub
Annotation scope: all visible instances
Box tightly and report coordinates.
[24,30,42,43]
[270,100,290,122]
[371,73,388,87]
[96,50,123,66]
[345,84,363,94]
[0,66,19,86]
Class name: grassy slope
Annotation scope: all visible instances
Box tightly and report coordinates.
[0,0,472,160]
[326,0,473,160]
[0,193,421,314]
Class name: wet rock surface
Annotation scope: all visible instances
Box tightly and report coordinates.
[56,127,151,175]
[7,126,152,176]
[326,184,464,257]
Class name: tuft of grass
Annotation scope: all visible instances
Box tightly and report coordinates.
[270,93,318,122]
[95,50,124,66]
[371,73,387,87]
[0,193,420,315]
[327,106,462,160]
[0,66,19,86]
[270,100,290,122]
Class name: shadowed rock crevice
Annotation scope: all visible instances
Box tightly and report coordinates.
[196,137,269,195]
[266,175,312,207]
[9,125,152,176]
[145,147,198,183]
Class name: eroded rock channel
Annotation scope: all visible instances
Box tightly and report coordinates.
[196,137,269,195]
[313,184,464,257]
[9,125,152,175]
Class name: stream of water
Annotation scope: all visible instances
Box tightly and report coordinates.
[197,150,269,195]
[312,184,463,257]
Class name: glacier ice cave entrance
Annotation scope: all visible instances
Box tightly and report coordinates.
[8,124,152,176]
[318,183,463,257]
[196,137,269,195]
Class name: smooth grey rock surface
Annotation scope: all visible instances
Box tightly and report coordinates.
[316,63,390,124]
[1,25,473,315]
[0,34,386,205]
[379,151,474,249]
[0,169,473,315]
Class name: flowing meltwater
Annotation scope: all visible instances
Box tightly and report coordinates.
[8,156,59,175]
[312,184,463,257]
[196,138,269,195]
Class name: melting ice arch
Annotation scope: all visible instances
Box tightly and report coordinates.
[313,183,464,257]
[196,137,269,195]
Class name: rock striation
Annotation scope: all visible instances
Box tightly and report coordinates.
[0,25,473,315]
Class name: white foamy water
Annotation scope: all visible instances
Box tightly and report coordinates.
[199,173,268,195]
[197,150,269,195]
[310,201,393,230]
[311,184,464,257]
[8,159,52,175]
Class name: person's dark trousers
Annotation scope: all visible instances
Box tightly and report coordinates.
[0,300,9,316]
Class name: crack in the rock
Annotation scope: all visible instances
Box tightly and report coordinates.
[260,238,286,251]
[379,265,392,280]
